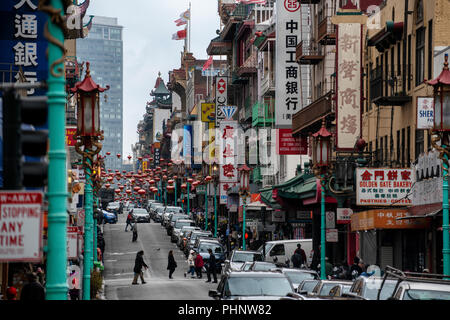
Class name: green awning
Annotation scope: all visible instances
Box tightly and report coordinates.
[274,172,317,200]
[259,187,281,209]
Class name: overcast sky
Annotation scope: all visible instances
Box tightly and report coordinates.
[86,0,220,158]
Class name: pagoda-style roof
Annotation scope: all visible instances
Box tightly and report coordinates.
[152,72,170,96]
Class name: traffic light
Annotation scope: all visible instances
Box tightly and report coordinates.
[245,232,249,240]
[2,89,48,188]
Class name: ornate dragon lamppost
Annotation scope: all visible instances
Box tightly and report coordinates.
[428,54,450,278]
[72,62,109,300]
[311,119,332,280]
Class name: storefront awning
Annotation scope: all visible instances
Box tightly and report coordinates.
[259,187,281,210]
[396,209,442,220]
[351,209,431,231]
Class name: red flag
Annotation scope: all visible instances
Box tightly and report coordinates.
[172,29,187,40]
[202,56,213,71]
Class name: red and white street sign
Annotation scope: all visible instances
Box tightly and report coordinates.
[67,226,78,259]
[0,191,43,262]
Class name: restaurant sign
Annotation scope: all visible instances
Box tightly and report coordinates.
[356,168,413,206]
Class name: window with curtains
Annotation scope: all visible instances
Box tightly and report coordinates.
[416,27,425,86]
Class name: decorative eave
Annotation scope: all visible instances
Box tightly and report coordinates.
[428,54,450,86]
[207,36,232,56]
[70,62,109,93]
[368,21,404,53]
[236,20,254,40]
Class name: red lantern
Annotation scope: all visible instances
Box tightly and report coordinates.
[106,152,111,156]
[126,189,132,194]
[187,178,193,184]
[127,155,132,160]
[114,189,120,194]
[134,186,140,192]
[119,185,124,190]
[205,176,212,182]
[138,189,146,195]
[105,183,111,189]
[116,153,121,159]
[238,165,252,193]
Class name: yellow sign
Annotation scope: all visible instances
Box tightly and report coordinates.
[201,103,215,123]
[142,161,148,171]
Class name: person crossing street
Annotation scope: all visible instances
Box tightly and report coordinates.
[205,248,217,283]
[132,250,148,285]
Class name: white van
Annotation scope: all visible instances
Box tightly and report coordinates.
[258,239,313,267]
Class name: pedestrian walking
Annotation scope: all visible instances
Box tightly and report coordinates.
[20,272,45,300]
[205,248,217,283]
[293,243,307,268]
[185,250,196,278]
[125,212,133,231]
[167,250,177,279]
[350,256,363,280]
[132,221,138,242]
[132,250,148,285]
[194,251,204,279]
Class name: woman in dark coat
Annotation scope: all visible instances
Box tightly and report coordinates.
[132,250,148,284]
[167,250,177,279]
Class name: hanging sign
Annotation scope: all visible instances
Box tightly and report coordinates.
[277,128,307,155]
[326,211,335,229]
[67,226,78,259]
[326,229,338,242]
[215,76,228,126]
[337,208,353,224]
[416,97,434,130]
[219,121,238,183]
[275,0,302,128]
[0,191,43,262]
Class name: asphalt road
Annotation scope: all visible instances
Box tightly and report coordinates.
[102,210,218,300]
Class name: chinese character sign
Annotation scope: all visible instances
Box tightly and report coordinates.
[356,168,413,206]
[219,121,238,183]
[0,0,48,96]
[275,0,302,128]
[336,23,362,150]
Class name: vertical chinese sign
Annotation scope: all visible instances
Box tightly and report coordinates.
[275,0,302,128]
[219,121,238,204]
[0,0,48,95]
[336,22,362,150]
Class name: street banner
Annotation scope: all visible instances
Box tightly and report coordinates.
[335,22,363,150]
[0,191,43,262]
[201,103,215,122]
[276,128,307,155]
[215,76,228,126]
[416,97,434,129]
[66,127,77,146]
[275,0,302,128]
[67,226,78,259]
[183,124,192,165]
[356,168,413,206]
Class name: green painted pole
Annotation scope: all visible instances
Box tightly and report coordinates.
[214,182,217,238]
[187,181,190,216]
[243,198,246,250]
[320,176,326,280]
[83,153,93,300]
[93,198,98,263]
[164,181,167,207]
[45,0,68,300]
[205,183,208,231]
[443,147,450,278]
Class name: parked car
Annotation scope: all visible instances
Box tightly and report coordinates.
[297,279,320,295]
[222,250,264,276]
[167,214,189,236]
[131,208,150,223]
[177,227,200,249]
[240,261,254,271]
[380,266,450,300]
[343,276,398,300]
[102,210,117,224]
[149,202,163,219]
[327,283,353,297]
[309,279,353,297]
[184,231,213,257]
[258,239,313,267]
[276,268,319,289]
[106,201,120,214]
[209,271,294,300]
[165,206,184,215]
[171,219,196,243]
[247,261,278,272]
[195,239,226,273]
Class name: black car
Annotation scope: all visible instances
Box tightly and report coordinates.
[209,271,294,300]
[195,239,226,273]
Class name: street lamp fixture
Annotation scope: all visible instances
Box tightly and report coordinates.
[428,53,450,278]
[311,119,332,280]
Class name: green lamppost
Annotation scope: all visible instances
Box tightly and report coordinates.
[43,0,68,300]
[428,54,450,278]
[238,165,252,251]
[212,162,220,237]
[205,175,212,231]
[311,120,332,280]
[187,177,193,216]
[73,62,108,299]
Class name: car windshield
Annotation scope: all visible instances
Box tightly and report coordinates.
[232,252,263,263]
[319,283,349,296]
[242,263,252,271]
[300,280,319,293]
[225,276,293,297]
[284,271,317,284]
[167,207,182,213]
[403,289,450,300]
[198,242,223,253]
[252,263,276,271]
[172,215,188,222]
[363,281,397,300]
[133,209,147,215]
[175,221,194,229]
[191,233,210,241]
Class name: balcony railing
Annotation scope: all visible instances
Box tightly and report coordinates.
[260,74,275,96]
[296,40,324,65]
[317,17,336,45]
[369,65,412,106]
[252,100,275,127]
